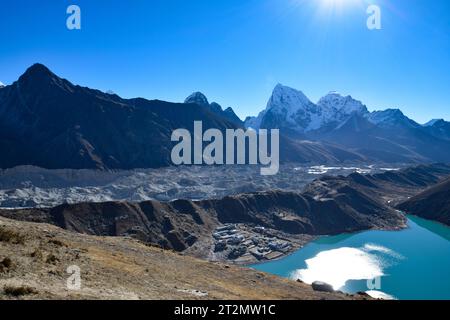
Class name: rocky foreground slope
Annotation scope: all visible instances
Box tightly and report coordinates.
[1,164,449,299]
[0,216,358,300]
[397,177,450,226]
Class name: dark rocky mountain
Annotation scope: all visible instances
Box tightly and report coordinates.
[370,163,450,187]
[397,177,450,226]
[223,107,243,126]
[0,64,240,170]
[279,135,366,164]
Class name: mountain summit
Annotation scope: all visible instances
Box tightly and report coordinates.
[317,92,368,116]
[424,119,444,127]
[184,91,242,125]
[18,63,57,84]
[245,84,368,133]
[367,109,420,128]
[184,91,210,108]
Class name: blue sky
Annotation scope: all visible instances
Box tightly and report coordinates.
[0,0,449,123]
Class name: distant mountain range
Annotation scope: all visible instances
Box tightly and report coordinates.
[1,64,450,170]
[245,84,450,163]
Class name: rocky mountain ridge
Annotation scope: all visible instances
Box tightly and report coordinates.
[397,177,450,226]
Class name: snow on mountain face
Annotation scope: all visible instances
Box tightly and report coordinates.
[0,81,5,88]
[184,92,210,108]
[368,109,402,124]
[268,84,316,117]
[249,84,322,132]
[245,85,368,133]
[245,111,265,130]
[367,109,420,128]
[317,92,368,116]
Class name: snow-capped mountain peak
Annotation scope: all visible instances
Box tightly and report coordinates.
[268,84,314,113]
[245,85,369,132]
[367,109,420,128]
[259,84,321,131]
[317,92,368,115]
[244,85,423,134]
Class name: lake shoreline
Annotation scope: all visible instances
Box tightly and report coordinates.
[250,216,450,300]
[243,220,409,268]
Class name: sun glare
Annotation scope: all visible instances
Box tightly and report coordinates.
[320,0,359,8]
[289,0,362,15]
[315,0,363,17]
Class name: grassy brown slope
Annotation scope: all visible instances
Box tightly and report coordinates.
[0,216,360,300]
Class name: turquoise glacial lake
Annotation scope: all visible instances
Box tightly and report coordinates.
[251,216,450,300]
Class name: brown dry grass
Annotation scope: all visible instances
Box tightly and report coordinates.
[0,216,364,300]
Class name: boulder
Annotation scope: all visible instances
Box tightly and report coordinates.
[312,281,334,293]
